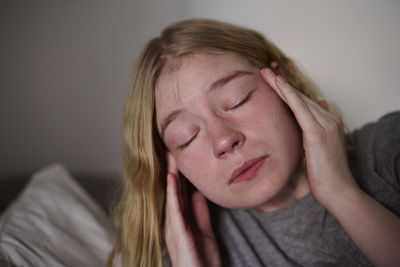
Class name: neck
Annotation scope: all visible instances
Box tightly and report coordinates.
[257,169,310,212]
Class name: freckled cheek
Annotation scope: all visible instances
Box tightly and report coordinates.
[239,96,282,129]
[176,150,213,186]
[244,91,300,152]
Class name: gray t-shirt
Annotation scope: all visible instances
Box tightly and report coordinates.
[209,111,400,267]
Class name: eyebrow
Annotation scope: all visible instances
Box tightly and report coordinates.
[209,70,253,92]
[160,70,254,137]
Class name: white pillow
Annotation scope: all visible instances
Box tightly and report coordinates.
[0,163,115,267]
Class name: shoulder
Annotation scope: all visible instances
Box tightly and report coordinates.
[372,111,400,143]
[367,111,400,186]
[349,111,400,211]
[353,111,400,143]
[351,111,400,170]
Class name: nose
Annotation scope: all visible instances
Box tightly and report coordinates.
[209,119,245,158]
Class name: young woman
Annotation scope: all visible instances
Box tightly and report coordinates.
[108,19,400,267]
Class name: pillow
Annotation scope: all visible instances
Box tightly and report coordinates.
[0,163,115,267]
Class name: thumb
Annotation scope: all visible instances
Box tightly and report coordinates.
[191,191,214,238]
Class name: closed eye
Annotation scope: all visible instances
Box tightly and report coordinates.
[178,132,199,150]
[230,91,253,110]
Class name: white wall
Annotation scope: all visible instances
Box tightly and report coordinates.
[183,0,400,128]
[1,0,399,176]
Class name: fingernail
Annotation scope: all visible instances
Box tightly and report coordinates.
[263,68,275,77]
[270,61,278,69]
[276,75,285,84]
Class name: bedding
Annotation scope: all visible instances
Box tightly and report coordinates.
[0,163,116,267]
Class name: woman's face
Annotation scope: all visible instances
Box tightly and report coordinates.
[155,51,302,210]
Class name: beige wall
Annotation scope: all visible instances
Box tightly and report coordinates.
[1,0,399,176]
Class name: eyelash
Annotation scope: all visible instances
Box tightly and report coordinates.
[230,92,253,110]
[177,92,253,151]
[178,132,198,150]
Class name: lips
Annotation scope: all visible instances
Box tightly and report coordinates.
[228,156,268,185]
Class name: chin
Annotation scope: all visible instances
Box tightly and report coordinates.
[207,190,277,210]
[213,200,253,210]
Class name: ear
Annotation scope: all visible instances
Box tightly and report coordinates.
[166,152,179,175]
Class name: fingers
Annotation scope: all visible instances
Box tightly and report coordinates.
[260,68,340,132]
[164,173,205,267]
[261,68,286,101]
[164,155,220,266]
[192,191,221,267]
[166,173,214,239]
[192,191,214,239]
[164,168,191,247]
[166,173,183,217]
[261,68,319,131]
[167,152,179,175]
[166,152,188,214]
[166,152,192,233]
[318,100,328,110]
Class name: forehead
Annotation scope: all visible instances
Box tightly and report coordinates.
[154,51,257,130]
[156,51,255,93]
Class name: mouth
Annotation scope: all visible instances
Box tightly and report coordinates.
[228,156,268,185]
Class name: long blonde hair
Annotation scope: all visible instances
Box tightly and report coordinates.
[108,18,321,267]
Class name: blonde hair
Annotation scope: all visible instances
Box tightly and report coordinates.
[108,18,323,267]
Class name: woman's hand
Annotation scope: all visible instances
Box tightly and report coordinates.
[261,68,400,267]
[163,153,221,267]
[260,68,358,204]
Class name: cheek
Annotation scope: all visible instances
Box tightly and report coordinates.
[175,147,212,187]
[246,88,291,132]
[273,111,303,169]
[251,87,302,163]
